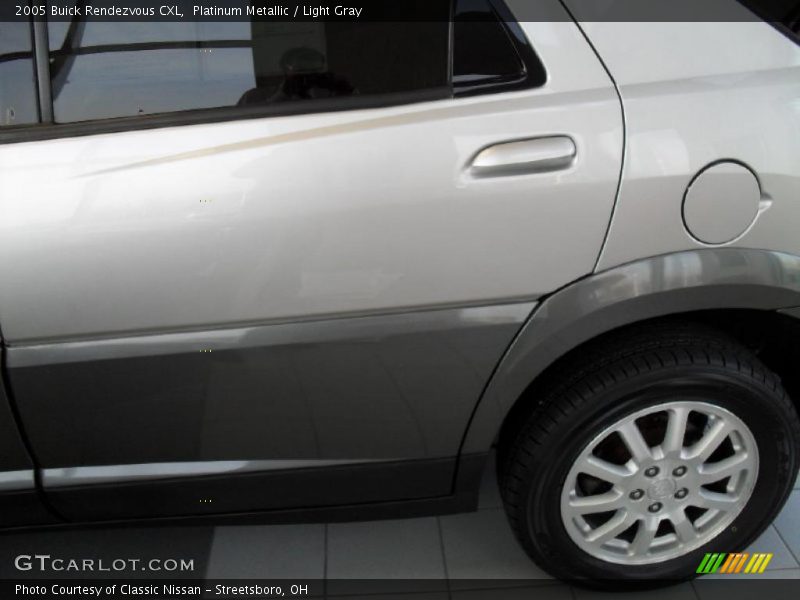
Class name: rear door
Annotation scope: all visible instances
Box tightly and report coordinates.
[0,0,623,522]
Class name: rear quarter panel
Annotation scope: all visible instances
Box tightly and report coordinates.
[570,18,800,270]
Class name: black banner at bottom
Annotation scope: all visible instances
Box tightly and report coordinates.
[3,578,800,599]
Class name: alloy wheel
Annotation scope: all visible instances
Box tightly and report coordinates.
[560,401,759,565]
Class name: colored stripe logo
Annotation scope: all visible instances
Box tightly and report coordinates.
[697,552,773,574]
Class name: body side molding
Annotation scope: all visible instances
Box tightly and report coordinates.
[460,248,800,455]
[43,458,395,488]
[0,469,35,492]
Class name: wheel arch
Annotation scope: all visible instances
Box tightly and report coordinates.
[459,248,800,459]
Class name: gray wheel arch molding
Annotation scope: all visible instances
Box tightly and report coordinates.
[459,248,800,456]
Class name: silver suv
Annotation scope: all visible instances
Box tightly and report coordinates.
[0,0,799,585]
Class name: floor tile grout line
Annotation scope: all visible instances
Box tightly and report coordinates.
[323,522,329,595]
[772,521,800,568]
[436,516,452,594]
[203,526,217,580]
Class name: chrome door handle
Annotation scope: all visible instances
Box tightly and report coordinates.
[470,136,576,177]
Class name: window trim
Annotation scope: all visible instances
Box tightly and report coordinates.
[0,0,545,145]
[738,0,800,45]
[0,87,452,144]
[452,0,547,97]
[31,18,53,122]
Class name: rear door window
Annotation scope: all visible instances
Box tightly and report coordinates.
[1,0,545,136]
[0,22,39,126]
[453,0,546,96]
[47,19,451,123]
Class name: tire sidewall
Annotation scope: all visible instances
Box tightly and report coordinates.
[520,365,797,582]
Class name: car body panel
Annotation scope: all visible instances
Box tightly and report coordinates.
[7,302,531,469]
[0,20,621,344]
[0,364,57,525]
[461,248,800,455]
[560,16,800,271]
[0,15,624,522]
[0,373,33,480]
[5,5,798,531]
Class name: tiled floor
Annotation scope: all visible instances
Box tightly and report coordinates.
[1,459,799,599]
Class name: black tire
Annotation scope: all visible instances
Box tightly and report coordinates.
[499,322,800,587]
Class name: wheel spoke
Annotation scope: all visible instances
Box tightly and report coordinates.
[695,490,740,513]
[579,455,631,484]
[662,406,690,456]
[617,421,653,464]
[629,516,658,556]
[697,453,753,485]
[568,490,625,515]
[670,509,698,544]
[560,400,759,566]
[586,510,634,544]
[686,417,731,462]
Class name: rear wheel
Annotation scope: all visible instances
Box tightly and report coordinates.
[499,324,800,584]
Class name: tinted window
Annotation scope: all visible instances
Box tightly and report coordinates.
[47,19,450,123]
[453,0,525,89]
[0,22,39,127]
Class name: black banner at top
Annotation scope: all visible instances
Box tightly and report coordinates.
[0,0,780,22]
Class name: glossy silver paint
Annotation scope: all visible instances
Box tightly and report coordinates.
[0,18,621,344]
[0,7,626,524]
[1,3,799,530]
[682,162,763,245]
[562,13,800,270]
